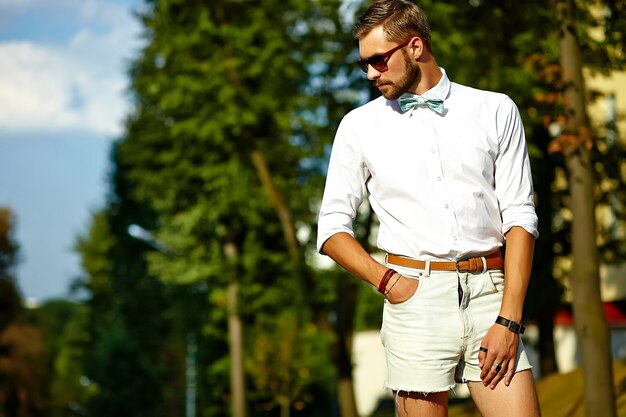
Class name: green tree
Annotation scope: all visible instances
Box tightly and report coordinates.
[0,322,46,417]
[115,1,361,416]
[247,309,335,417]
[0,208,21,333]
[0,207,47,416]
[75,152,201,417]
[24,300,91,417]
[549,0,625,415]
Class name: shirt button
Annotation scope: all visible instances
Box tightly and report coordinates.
[445,204,449,209]
[437,177,442,181]
[431,148,436,153]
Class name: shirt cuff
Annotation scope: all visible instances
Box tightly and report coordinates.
[317,212,355,254]
[502,205,539,238]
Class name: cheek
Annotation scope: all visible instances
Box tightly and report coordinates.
[384,69,406,83]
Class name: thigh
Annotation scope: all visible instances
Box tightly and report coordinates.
[468,370,541,417]
[395,390,448,417]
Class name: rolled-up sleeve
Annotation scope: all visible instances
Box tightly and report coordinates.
[494,97,539,238]
[317,116,370,254]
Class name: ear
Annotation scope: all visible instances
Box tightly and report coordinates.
[409,36,425,60]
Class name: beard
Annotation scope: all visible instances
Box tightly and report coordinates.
[375,51,421,101]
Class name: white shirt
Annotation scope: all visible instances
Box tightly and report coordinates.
[317,69,538,261]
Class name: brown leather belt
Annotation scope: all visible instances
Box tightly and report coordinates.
[386,251,503,272]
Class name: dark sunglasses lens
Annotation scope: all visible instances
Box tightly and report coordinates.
[358,60,368,72]
[369,56,386,71]
[358,55,387,73]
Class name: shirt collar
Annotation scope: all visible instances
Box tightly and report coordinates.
[396,67,451,116]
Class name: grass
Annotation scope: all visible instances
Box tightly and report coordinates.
[372,360,626,417]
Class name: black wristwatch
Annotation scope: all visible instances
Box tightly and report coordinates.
[495,316,526,334]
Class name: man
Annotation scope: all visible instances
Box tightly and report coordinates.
[316,1,542,416]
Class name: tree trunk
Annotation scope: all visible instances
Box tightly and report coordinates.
[227,281,247,417]
[225,242,247,417]
[250,150,300,267]
[279,397,290,417]
[338,378,358,417]
[554,1,616,416]
[532,126,559,377]
[250,149,361,416]
[336,278,358,417]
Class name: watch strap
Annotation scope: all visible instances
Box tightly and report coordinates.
[495,315,526,334]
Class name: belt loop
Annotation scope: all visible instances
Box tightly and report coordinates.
[424,260,431,277]
[481,256,488,273]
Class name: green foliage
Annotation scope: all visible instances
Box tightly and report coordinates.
[247,309,336,415]
[0,208,19,278]
[75,213,116,297]
[73,147,197,417]
[115,1,361,414]
[354,284,383,332]
[0,208,21,332]
[0,279,21,335]
[25,300,92,417]
[572,0,626,72]
[0,322,46,416]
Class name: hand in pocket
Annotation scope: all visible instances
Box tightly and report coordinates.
[386,275,420,304]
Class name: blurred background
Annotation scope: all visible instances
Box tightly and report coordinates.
[0,0,624,416]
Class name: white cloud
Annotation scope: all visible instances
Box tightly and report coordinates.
[0,0,40,10]
[0,0,144,137]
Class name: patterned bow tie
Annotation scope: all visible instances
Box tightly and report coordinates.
[398,96,444,114]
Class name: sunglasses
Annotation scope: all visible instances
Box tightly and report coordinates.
[358,39,412,73]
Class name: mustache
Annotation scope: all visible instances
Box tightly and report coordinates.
[374,80,392,87]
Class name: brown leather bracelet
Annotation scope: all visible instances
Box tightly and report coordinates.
[384,274,402,296]
[378,268,397,294]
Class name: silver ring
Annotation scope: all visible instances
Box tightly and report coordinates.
[493,363,502,373]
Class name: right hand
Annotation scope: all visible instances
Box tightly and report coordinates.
[385,274,419,304]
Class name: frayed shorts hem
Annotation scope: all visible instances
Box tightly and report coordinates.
[384,382,457,395]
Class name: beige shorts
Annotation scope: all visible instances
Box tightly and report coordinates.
[380,264,531,393]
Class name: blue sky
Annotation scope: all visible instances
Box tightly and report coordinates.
[0,0,144,303]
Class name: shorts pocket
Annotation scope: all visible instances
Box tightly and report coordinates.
[386,276,422,307]
[470,270,504,297]
[487,270,505,293]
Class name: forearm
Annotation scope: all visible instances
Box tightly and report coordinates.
[499,226,535,323]
[321,232,389,288]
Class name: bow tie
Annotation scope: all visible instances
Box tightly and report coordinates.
[398,96,444,114]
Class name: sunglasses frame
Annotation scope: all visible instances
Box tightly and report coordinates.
[358,38,412,73]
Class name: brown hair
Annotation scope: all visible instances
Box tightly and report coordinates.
[352,0,432,51]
